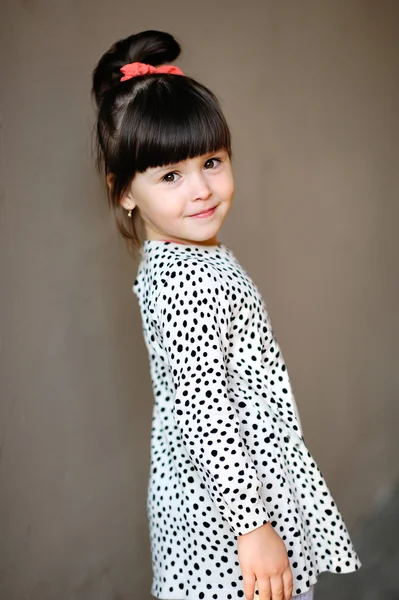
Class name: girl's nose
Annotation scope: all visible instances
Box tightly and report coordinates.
[190,171,212,200]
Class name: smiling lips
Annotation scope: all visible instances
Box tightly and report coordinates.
[189,205,218,218]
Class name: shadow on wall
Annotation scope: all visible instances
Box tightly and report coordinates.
[316,483,399,600]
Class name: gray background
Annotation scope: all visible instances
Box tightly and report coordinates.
[0,1,398,599]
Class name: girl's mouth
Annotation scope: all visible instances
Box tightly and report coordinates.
[190,205,218,218]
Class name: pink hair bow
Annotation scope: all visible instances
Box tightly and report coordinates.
[120,62,184,81]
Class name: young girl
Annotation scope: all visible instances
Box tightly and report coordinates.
[91,30,361,600]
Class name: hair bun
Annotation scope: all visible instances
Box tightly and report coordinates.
[92,30,181,106]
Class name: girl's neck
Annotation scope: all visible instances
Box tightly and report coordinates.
[159,239,187,244]
[149,238,221,247]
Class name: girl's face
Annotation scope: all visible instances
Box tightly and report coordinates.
[120,149,234,246]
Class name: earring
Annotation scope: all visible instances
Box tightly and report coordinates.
[127,209,132,218]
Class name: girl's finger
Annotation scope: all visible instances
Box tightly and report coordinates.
[256,576,271,600]
[282,569,294,600]
[242,571,256,600]
[270,575,284,600]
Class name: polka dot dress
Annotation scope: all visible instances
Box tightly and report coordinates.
[132,240,361,600]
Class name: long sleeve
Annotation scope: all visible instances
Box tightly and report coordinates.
[155,259,270,536]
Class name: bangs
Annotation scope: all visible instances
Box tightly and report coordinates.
[122,76,232,173]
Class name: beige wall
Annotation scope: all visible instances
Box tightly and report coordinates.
[0,1,398,598]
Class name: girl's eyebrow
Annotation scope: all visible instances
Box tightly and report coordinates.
[152,162,184,173]
[151,150,226,174]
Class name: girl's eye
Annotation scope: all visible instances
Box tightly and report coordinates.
[162,172,179,184]
[161,158,221,183]
[204,157,222,169]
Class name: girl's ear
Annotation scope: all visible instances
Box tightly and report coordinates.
[106,173,114,189]
[107,173,136,211]
[120,187,136,211]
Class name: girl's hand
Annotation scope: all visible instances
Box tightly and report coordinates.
[237,522,293,600]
